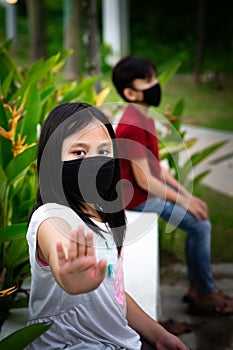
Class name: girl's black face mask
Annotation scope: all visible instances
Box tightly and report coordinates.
[62,156,116,204]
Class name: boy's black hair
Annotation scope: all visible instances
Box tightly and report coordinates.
[31,102,126,254]
[112,56,157,102]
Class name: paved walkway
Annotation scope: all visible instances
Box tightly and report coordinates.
[160,263,233,350]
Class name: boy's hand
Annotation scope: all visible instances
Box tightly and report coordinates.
[180,193,209,221]
[55,225,106,294]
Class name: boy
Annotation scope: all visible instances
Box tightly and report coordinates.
[112,55,233,315]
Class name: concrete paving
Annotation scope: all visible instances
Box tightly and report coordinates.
[160,263,233,350]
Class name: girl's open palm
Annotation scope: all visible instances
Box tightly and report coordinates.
[55,225,107,294]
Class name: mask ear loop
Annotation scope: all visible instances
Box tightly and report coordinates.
[128,86,142,92]
[129,82,160,93]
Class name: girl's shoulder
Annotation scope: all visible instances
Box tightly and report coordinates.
[29,203,84,231]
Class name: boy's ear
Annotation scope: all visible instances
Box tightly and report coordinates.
[123,87,138,102]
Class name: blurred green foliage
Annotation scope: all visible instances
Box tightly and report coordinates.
[0,0,232,73]
[0,42,111,327]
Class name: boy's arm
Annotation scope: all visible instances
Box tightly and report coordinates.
[160,166,188,194]
[125,293,189,350]
[131,157,208,220]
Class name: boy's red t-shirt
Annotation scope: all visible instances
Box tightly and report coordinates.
[116,104,161,209]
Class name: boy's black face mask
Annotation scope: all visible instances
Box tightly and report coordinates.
[62,156,116,204]
[132,82,161,107]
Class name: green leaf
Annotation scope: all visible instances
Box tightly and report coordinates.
[0,138,13,170]
[0,70,14,97]
[40,86,56,104]
[158,60,182,86]
[16,261,31,279]
[159,139,194,159]
[190,141,226,168]
[172,99,184,117]
[0,44,24,85]
[0,322,53,350]
[52,50,72,72]
[0,100,8,128]
[4,238,29,269]
[193,170,211,188]
[60,77,98,103]
[5,146,36,184]
[25,53,60,83]
[18,84,41,144]
[179,141,226,184]
[0,223,27,242]
[160,145,185,159]
[11,296,29,309]
[16,198,36,215]
[0,165,7,203]
[9,54,60,104]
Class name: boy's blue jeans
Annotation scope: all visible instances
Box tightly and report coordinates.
[133,196,215,295]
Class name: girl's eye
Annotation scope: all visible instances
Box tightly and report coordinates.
[99,149,110,155]
[74,150,86,157]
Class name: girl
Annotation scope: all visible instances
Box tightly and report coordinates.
[26,102,189,349]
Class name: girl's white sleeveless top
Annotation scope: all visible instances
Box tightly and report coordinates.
[26,203,141,349]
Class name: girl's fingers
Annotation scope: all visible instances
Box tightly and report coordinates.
[85,231,95,257]
[64,226,95,261]
[56,240,66,264]
[97,259,107,280]
[67,230,79,260]
[76,226,86,257]
[69,226,94,259]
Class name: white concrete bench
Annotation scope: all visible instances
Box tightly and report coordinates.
[123,210,161,320]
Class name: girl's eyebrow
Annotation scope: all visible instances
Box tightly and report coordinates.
[70,141,112,148]
[70,142,87,148]
[97,141,112,148]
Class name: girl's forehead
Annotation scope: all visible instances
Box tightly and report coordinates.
[65,120,111,144]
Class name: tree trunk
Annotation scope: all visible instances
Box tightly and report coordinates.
[63,0,82,81]
[82,0,101,92]
[194,0,206,86]
[26,0,46,61]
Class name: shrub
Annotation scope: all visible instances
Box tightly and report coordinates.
[0,42,110,327]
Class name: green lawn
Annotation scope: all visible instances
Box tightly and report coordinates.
[161,75,233,132]
[194,184,233,262]
[160,184,233,263]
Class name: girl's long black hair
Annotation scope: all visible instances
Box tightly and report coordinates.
[32,102,126,255]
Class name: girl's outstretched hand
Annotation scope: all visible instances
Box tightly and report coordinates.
[55,225,106,294]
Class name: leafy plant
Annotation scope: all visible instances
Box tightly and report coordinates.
[0,42,111,328]
[0,322,52,350]
[157,98,225,256]
[157,99,225,191]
